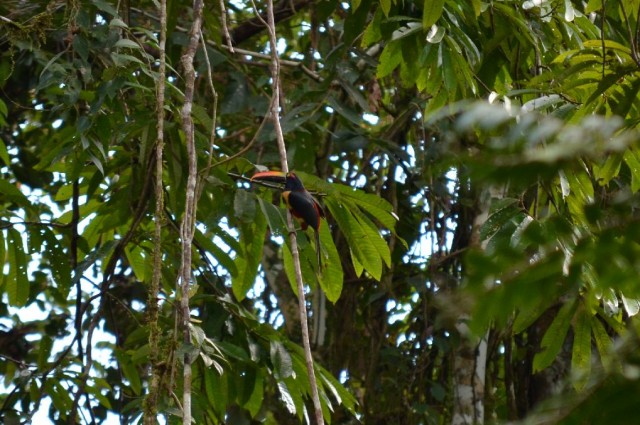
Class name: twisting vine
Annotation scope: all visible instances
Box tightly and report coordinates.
[178,0,205,423]
[144,0,167,420]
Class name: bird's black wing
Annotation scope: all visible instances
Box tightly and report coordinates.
[286,190,322,231]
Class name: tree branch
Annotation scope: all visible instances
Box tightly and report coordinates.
[262,0,325,422]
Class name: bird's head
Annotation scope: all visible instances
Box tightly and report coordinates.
[284,172,305,191]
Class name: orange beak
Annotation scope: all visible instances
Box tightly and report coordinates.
[250,170,287,185]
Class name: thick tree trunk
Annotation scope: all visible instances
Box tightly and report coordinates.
[452,335,488,424]
[451,185,497,424]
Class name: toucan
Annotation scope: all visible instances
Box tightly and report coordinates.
[251,171,325,268]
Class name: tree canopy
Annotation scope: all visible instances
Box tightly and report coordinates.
[1,0,640,424]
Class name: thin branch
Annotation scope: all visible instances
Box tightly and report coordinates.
[219,0,234,53]
[0,220,71,229]
[144,0,167,420]
[71,179,82,360]
[263,0,325,422]
[203,110,269,171]
[195,28,219,202]
[178,0,205,423]
[619,1,640,68]
[601,0,606,78]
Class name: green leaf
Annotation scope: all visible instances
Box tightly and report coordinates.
[58,199,101,226]
[277,380,297,415]
[591,314,613,371]
[47,380,72,416]
[91,0,119,15]
[270,340,293,379]
[234,189,256,223]
[118,353,142,395]
[571,305,592,392]
[38,335,53,368]
[512,285,558,334]
[534,299,577,372]
[191,103,214,133]
[218,341,249,361]
[350,203,391,266]
[593,154,622,186]
[0,98,7,120]
[0,179,31,208]
[621,294,640,317]
[87,383,113,409]
[114,38,141,50]
[377,41,403,79]
[125,245,146,282]
[194,229,238,277]
[297,172,399,236]
[109,18,128,28]
[41,228,70,291]
[380,0,391,16]
[344,0,372,45]
[111,53,145,67]
[585,0,602,13]
[423,0,445,29]
[243,369,264,417]
[362,8,383,46]
[318,222,343,302]
[0,231,5,292]
[327,96,362,126]
[232,211,266,300]
[319,368,358,413]
[332,182,398,232]
[72,240,118,289]
[480,198,520,241]
[283,233,315,289]
[624,149,640,192]
[583,39,633,55]
[257,197,287,236]
[0,137,10,165]
[205,367,228,415]
[350,246,365,277]
[325,197,382,280]
[584,71,631,107]
[441,43,456,95]
[470,0,482,15]
[7,229,29,306]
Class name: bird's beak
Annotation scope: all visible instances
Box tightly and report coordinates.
[250,170,287,184]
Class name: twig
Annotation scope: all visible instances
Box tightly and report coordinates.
[178,0,205,422]
[71,179,82,360]
[203,110,269,171]
[263,0,325,423]
[601,0,606,78]
[219,0,234,53]
[619,1,640,68]
[195,28,219,202]
[0,220,70,229]
[0,14,25,29]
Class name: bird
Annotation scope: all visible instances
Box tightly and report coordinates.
[251,171,325,268]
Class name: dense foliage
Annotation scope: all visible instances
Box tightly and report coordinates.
[1,0,640,424]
